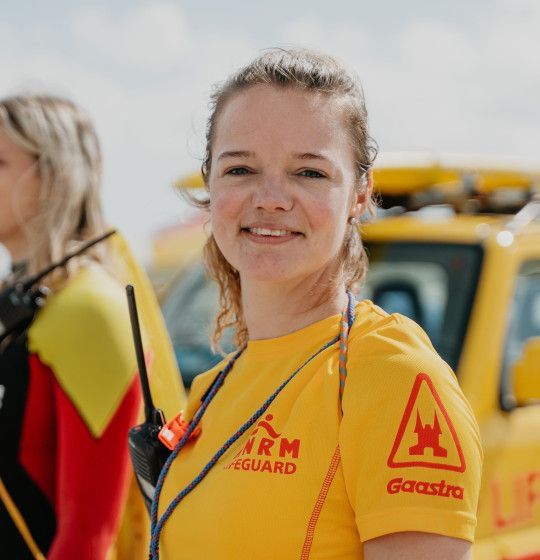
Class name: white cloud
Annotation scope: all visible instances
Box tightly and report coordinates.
[280,7,540,157]
[71,1,189,70]
[398,19,475,73]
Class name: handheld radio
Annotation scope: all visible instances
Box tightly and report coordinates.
[0,230,116,343]
[126,285,171,511]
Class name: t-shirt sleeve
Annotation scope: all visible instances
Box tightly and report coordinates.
[339,313,482,543]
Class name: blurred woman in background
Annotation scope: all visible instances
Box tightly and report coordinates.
[0,94,149,559]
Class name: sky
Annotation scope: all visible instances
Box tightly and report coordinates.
[1,0,539,262]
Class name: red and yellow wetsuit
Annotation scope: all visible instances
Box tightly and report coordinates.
[0,254,184,559]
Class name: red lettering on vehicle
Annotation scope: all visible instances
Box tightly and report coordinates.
[491,471,540,529]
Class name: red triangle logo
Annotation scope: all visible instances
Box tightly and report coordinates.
[387,373,466,472]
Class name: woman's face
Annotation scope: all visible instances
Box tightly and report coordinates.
[0,126,41,256]
[208,84,366,289]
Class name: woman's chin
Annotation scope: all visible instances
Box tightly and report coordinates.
[239,265,301,286]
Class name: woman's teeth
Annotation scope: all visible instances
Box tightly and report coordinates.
[248,228,292,237]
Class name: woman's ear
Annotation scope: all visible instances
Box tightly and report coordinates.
[351,169,373,217]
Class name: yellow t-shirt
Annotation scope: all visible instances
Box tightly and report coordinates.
[158,300,482,559]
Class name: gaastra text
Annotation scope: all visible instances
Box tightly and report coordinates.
[387,477,464,500]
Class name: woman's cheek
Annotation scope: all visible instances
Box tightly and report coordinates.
[210,194,238,253]
[210,187,243,221]
[16,173,42,222]
[308,198,340,230]
[19,192,40,221]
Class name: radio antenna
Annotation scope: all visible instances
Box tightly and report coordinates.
[126,284,156,422]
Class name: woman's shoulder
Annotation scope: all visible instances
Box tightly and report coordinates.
[190,355,235,397]
[48,264,125,315]
[29,264,130,352]
[27,264,136,437]
[341,299,481,477]
[184,357,232,418]
[347,299,456,391]
[351,299,440,362]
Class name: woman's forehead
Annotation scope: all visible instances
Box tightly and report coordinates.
[213,85,349,154]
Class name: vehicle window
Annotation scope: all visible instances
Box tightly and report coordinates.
[161,262,234,387]
[500,260,540,409]
[163,243,483,387]
[362,242,483,371]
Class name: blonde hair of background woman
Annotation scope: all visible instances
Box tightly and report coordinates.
[0,95,109,287]
[188,48,378,351]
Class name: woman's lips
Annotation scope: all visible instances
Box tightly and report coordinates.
[241,227,302,244]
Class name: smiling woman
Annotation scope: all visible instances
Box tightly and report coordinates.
[147,49,482,560]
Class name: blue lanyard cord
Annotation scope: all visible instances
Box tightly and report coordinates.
[149,349,243,532]
[340,291,356,398]
[149,293,356,559]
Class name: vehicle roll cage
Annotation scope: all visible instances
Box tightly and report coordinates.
[373,153,540,214]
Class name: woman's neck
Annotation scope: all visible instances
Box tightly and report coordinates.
[241,279,348,341]
[1,232,31,263]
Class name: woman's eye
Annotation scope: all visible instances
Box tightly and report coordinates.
[299,169,324,178]
[226,167,250,176]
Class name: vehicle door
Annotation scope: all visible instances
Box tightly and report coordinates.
[475,249,540,560]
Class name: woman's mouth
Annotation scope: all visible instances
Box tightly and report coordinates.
[241,227,302,243]
[248,227,293,237]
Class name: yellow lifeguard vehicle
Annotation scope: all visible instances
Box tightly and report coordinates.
[150,153,540,559]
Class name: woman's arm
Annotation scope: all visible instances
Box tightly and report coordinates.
[47,374,140,560]
[340,315,483,551]
[364,532,471,560]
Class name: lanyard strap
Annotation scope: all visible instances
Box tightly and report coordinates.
[340,291,355,399]
[149,293,356,559]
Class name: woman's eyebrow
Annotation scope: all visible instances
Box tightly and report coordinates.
[217,150,254,160]
[293,152,331,163]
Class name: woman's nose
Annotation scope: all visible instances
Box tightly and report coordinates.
[251,174,293,212]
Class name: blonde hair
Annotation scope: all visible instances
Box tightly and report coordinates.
[0,94,109,287]
[191,48,378,350]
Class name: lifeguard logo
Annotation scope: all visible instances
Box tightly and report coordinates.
[226,414,300,475]
[387,373,466,472]
[387,477,464,500]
